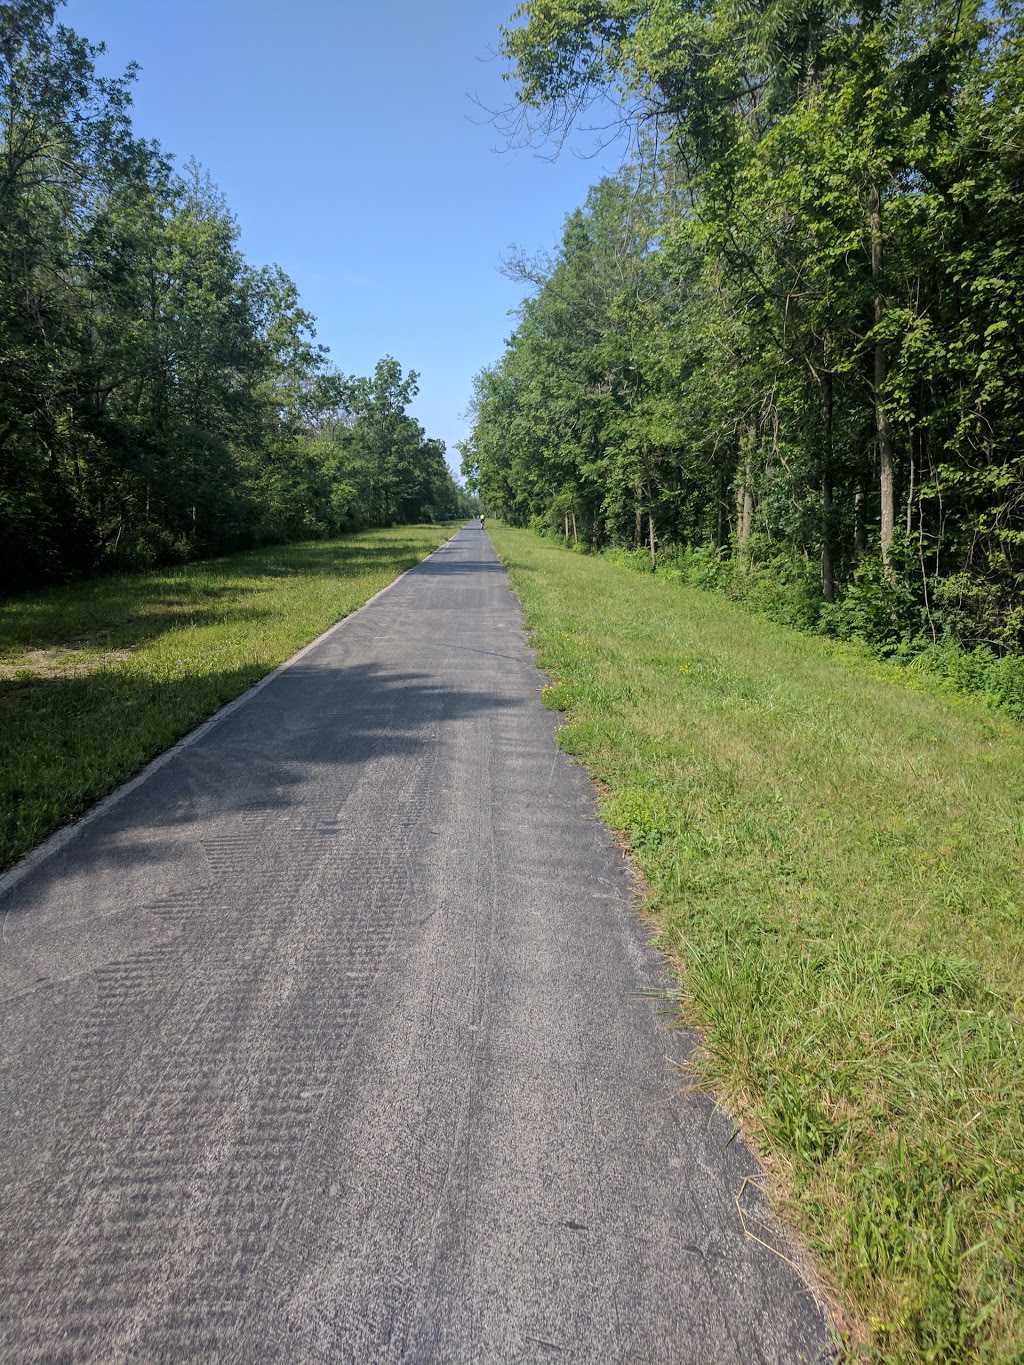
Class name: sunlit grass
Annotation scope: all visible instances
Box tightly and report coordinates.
[493,524,1024,1364]
[0,525,460,869]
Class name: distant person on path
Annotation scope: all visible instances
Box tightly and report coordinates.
[480,514,486,528]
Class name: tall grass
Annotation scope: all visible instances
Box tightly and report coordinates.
[0,525,459,869]
[493,524,1024,1363]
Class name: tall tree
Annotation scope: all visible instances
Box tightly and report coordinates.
[479,0,1022,649]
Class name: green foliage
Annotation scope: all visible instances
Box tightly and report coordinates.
[328,358,467,529]
[493,523,1024,1362]
[907,643,1024,720]
[819,551,925,650]
[0,3,467,590]
[477,0,1024,675]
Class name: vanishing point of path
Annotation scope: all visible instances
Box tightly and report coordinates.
[0,526,831,1362]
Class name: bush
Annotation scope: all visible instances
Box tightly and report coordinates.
[728,546,824,632]
[907,642,1024,719]
[674,543,735,591]
[604,546,656,574]
[932,572,1024,654]
[819,552,923,652]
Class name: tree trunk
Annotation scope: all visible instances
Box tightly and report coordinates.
[571,511,578,545]
[855,477,867,555]
[736,424,755,552]
[821,476,835,602]
[870,184,896,566]
[821,342,835,603]
[648,513,656,571]
[716,472,727,546]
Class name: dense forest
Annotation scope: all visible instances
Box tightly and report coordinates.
[464,0,1023,661]
[0,1,468,592]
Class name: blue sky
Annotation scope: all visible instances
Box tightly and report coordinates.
[65,0,626,474]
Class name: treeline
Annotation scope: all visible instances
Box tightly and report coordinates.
[1,2,468,592]
[464,0,1023,657]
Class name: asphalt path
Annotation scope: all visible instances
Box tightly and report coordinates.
[1,525,831,1362]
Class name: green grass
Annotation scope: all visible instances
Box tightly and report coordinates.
[491,524,1024,1364]
[0,525,461,870]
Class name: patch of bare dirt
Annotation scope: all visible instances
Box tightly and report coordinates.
[0,647,133,681]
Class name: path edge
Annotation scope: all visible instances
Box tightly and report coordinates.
[0,528,466,899]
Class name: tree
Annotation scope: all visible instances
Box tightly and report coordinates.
[483,0,1023,648]
[1,3,461,588]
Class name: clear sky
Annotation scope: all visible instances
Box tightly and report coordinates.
[64,0,626,474]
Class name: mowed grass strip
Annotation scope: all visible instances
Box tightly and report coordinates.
[490,525,1024,1364]
[0,525,461,870]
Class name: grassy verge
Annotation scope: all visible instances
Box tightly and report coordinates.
[491,524,1024,1363]
[0,525,460,870]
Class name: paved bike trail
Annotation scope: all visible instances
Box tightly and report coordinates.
[0,525,831,1362]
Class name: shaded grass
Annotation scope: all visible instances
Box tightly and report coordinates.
[0,525,461,869]
[492,524,1024,1363]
